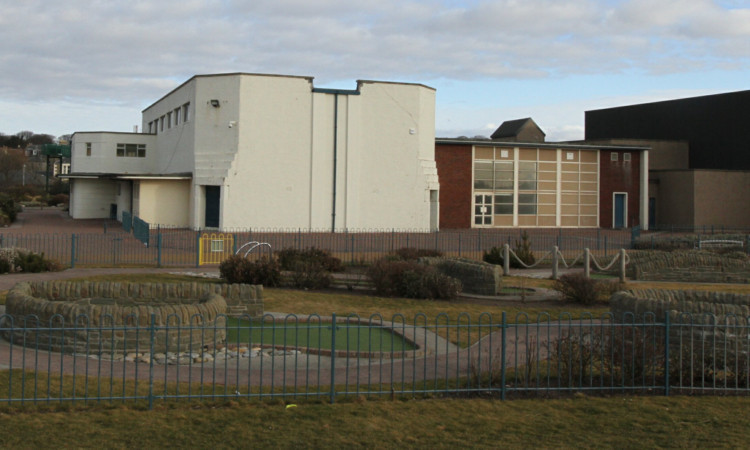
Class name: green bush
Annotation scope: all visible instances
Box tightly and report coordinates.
[47,193,69,206]
[0,258,10,274]
[482,246,505,265]
[0,193,19,223]
[289,260,333,289]
[553,273,622,305]
[276,247,343,272]
[367,259,461,300]
[13,251,62,273]
[392,248,444,261]
[219,255,281,286]
[511,231,536,268]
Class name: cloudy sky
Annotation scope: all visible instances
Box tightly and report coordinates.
[1,0,749,141]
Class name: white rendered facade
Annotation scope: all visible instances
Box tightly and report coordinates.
[68,73,439,230]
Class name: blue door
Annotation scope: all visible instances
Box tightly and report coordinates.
[205,186,220,228]
[614,193,626,228]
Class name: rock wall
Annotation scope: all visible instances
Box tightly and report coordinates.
[3,281,265,354]
[627,250,750,283]
[420,257,502,296]
[610,288,750,326]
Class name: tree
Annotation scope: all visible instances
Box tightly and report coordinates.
[29,133,55,145]
[0,147,27,187]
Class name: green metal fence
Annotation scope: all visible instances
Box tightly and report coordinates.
[0,228,634,268]
[0,311,747,408]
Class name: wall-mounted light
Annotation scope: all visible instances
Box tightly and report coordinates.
[210,99,220,108]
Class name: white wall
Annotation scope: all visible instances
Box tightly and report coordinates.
[221,75,315,229]
[137,180,191,227]
[69,179,116,219]
[71,132,157,175]
[142,79,197,175]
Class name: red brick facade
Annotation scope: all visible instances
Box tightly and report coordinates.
[435,145,472,229]
[598,150,641,228]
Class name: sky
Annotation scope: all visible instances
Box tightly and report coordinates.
[1,0,749,142]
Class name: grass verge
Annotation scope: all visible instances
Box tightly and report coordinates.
[0,395,748,448]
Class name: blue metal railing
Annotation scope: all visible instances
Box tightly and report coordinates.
[133,216,150,247]
[122,211,132,233]
[0,228,636,268]
[0,310,747,408]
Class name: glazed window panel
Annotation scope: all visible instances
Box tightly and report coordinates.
[116,143,146,158]
[474,161,494,189]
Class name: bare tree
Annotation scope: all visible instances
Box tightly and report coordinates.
[0,147,27,187]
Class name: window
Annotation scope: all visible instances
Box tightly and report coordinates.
[610,152,619,162]
[474,161,493,190]
[494,193,513,215]
[167,112,172,129]
[86,142,91,156]
[183,103,190,122]
[474,195,493,225]
[518,161,537,191]
[174,107,180,124]
[116,143,146,158]
[518,193,537,215]
[160,116,165,132]
[623,152,631,162]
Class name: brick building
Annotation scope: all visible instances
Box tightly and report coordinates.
[585,90,750,228]
[436,119,648,230]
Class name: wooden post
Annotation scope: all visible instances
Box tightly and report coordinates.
[503,244,510,276]
[552,245,559,280]
[584,248,590,278]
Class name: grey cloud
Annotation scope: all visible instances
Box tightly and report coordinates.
[0,0,748,106]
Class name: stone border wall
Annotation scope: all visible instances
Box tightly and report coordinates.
[3,281,264,354]
[610,288,750,325]
[627,250,750,283]
[419,257,502,296]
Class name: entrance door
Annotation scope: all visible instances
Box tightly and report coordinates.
[205,186,220,228]
[613,193,626,228]
[474,194,493,226]
[648,197,656,229]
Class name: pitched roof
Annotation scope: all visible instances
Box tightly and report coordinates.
[490,118,545,140]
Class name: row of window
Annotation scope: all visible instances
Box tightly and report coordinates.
[84,142,146,158]
[611,152,631,162]
[116,143,146,158]
[474,161,538,191]
[147,103,190,134]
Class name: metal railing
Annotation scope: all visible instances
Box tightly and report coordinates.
[0,228,633,268]
[0,310,747,408]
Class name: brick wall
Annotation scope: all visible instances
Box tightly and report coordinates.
[599,150,641,228]
[435,144,472,229]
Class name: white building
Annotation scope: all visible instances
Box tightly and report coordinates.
[68,73,439,230]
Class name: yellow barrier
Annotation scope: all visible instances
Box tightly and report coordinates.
[198,233,234,265]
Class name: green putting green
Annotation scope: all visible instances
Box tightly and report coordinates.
[225,317,417,353]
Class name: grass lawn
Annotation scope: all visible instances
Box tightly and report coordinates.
[0,396,748,448]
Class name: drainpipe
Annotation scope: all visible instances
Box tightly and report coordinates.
[331,94,338,232]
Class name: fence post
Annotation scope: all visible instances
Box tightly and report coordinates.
[619,248,626,283]
[500,311,506,401]
[664,311,670,397]
[458,233,462,257]
[330,312,337,404]
[552,246,559,280]
[148,313,156,410]
[502,244,510,276]
[584,248,590,278]
[156,232,162,268]
[195,231,201,268]
[70,234,76,268]
[350,234,355,264]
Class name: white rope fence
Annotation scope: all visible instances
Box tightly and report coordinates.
[501,244,629,282]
